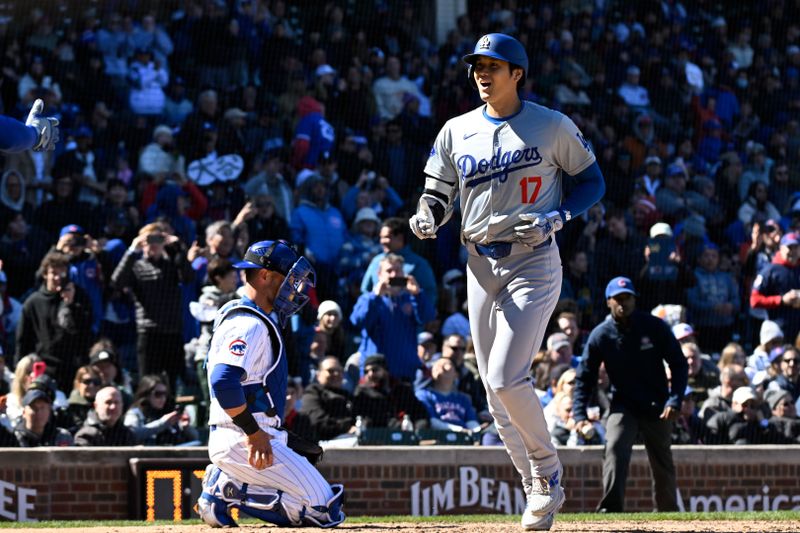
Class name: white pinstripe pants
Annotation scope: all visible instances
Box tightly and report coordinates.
[208,426,335,510]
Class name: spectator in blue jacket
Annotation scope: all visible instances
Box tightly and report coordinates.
[686,243,740,353]
[415,357,480,436]
[290,174,346,300]
[360,217,438,310]
[350,253,435,381]
[290,96,334,171]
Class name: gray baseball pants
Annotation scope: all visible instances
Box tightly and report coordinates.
[466,239,562,488]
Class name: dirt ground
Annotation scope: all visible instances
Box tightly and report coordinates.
[8,520,800,533]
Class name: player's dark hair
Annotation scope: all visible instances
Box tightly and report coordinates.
[509,63,526,90]
[382,217,407,242]
[245,268,260,284]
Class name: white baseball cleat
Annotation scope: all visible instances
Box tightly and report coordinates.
[521,509,557,531]
[521,467,565,530]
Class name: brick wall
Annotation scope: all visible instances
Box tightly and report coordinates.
[0,445,797,521]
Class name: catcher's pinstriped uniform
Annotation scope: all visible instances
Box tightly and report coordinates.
[198,240,344,528]
[410,33,605,530]
[205,301,338,524]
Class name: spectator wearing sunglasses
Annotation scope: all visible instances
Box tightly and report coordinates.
[65,365,103,434]
[123,374,198,446]
[767,345,800,403]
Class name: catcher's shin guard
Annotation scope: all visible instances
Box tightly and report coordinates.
[220,480,292,527]
[302,484,346,528]
[198,465,238,528]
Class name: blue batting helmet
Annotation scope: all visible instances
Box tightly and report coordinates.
[462,33,529,87]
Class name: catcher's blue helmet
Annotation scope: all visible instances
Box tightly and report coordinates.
[462,33,529,86]
[234,240,299,275]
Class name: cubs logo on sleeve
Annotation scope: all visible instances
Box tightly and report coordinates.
[229,339,247,357]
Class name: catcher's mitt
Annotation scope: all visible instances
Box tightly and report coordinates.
[283,427,324,465]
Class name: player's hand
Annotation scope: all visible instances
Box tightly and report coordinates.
[246,429,274,470]
[409,198,438,240]
[25,98,60,152]
[515,211,563,247]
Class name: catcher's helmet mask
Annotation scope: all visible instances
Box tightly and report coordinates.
[462,33,529,90]
[234,240,316,326]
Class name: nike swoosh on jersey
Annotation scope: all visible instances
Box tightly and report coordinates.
[463,132,479,140]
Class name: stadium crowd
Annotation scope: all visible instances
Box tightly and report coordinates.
[0,0,798,448]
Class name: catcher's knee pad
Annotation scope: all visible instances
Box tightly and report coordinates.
[301,484,346,528]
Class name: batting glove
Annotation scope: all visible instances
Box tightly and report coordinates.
[409,197,438,240]
[25,98,60,152]
[514,211,564,247]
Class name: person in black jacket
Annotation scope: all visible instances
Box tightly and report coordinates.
[351,354,428,430]
[706,386,785,444]
[74,386,136,446]
[13,388,73,447]
[573,276,688,513]
[300,356,354,442]
[111,222,194,390]
[15,251,93,392]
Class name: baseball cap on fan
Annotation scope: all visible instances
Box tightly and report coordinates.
[672,323,695,341]
[780,232,800,247]
[732,386,756,406]
[60,224,85,238]
[605,276,637,299]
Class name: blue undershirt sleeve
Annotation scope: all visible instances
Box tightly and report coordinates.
[558,161,606,221]
[210,364,246,409]
[0,116,38,153]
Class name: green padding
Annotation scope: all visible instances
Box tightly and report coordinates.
[357,428,419,445]
[416,429,475,445]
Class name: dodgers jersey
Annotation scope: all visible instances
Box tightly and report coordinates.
[424,101,595,244]
[206,301,284,429]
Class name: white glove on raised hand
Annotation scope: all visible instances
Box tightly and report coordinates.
[514,211,564,247]
[25,98,60,152]
[409,197,438,240]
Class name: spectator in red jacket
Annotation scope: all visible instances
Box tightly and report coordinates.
[751,232,800,343]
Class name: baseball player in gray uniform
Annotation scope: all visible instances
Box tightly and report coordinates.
[197,239,345,528]
[410,33,605,531]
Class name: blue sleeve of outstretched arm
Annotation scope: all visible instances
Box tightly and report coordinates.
[0,115,37,153]
[559,161,606,220]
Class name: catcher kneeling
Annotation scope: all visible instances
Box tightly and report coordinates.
[198,240,345,528]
